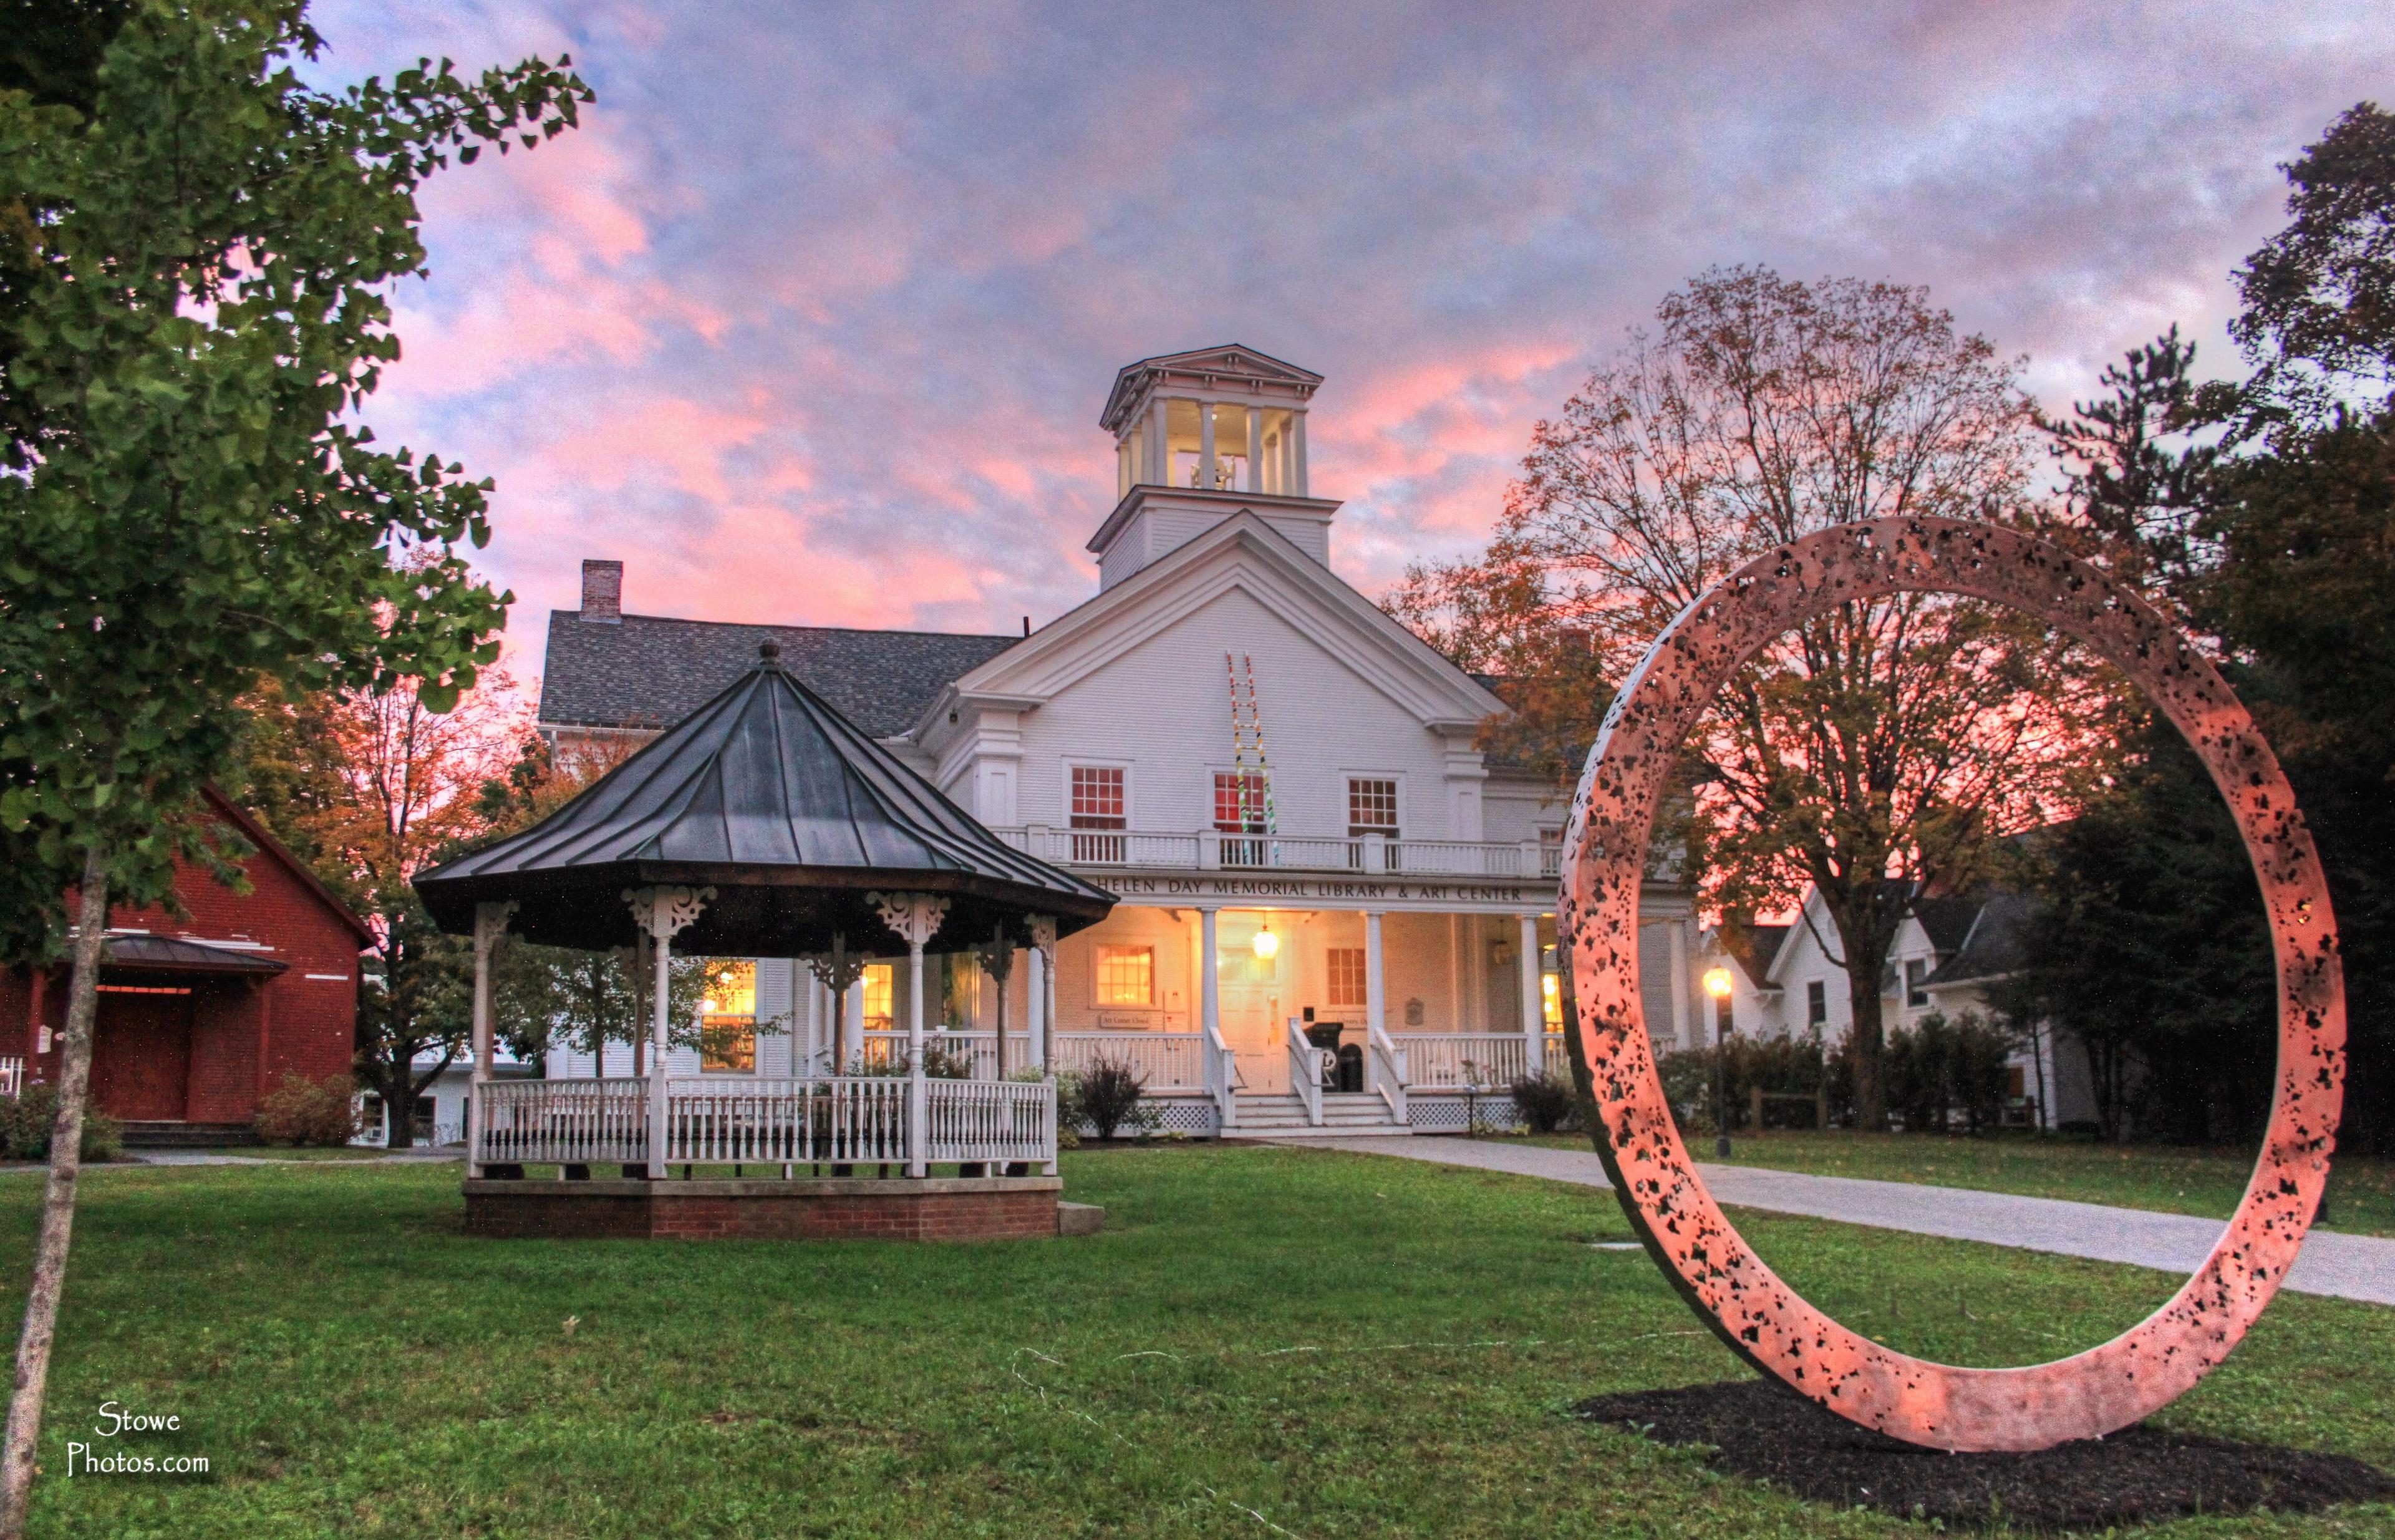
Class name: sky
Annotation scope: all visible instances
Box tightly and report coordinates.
[312,0,2391,661]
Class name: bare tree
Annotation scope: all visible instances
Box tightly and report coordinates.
[1423,268,2109,1130]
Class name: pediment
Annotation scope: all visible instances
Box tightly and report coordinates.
[1100,344,1323,429]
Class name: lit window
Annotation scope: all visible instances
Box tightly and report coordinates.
[1095,945,1154,1007]
[1541,971,1562,1029]
[1326,947,1367,1009]
[699,961,757,1073]
[1347,778,1399,838]
[863,964,894,1033]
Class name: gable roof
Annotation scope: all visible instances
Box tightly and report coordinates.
[927,510,1507,737]
[1925,889,2038,990]
[1720,924,1790,990]
[203,787,374,944]
[539,611,1020,739]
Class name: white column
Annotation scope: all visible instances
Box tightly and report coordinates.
[467,901,513,1177]
[1198,400,1217,488]
[1277,413,1293,493]
[1669,918,1692,1050]
[843,979,862,1067]
[1148,399,1169,488]
[1199,907,1221,1045]
[872,893,948,1178]
[1519,913,1544,1074]
[1245,405,1264,493]
[1365,910,1386,1047]
[1029,915,1057,1071]
[1291,410,1308,496]
[628,886,711,1176]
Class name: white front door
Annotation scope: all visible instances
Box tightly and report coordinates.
[1216,915,1288,1093]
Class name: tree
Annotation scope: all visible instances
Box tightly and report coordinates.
[1403,268,2106,1131]
[0,4,585,1528]
[240,671,531,1146]
[2036,325,2219,598]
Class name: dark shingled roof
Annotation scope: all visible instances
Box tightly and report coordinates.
[419,642,1114,955]
[539,611,1020,739]
[1721,924,1789,989]
[1925,890,2038,989]
[104,935,288,975]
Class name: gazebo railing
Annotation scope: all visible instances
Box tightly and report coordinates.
[473,1076,1057,1172]
[478,1078,649,1166]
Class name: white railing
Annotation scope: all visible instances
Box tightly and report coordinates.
[1366,1023,1408,1123]
[1203,1020,1240,1127]
[997,826,1553,879]
[924,1078,1056,1170]
[1051,1032,1204,1088]
[478,1078,649,1166]
[1286,1021,1325,1125]
[856,1030,1033,1080]
[0,1058,23,1099]
[1394,1034,1531,1090]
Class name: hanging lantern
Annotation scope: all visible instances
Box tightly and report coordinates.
[1251,923,1279,961]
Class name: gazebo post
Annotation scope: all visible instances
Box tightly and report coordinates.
[871,893,948,1179]
[803,935,866,1077]
[1029,916,1057,1074]
[627,886,712,1178]
[467,901,515,1178]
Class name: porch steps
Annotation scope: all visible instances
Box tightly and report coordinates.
[1229,1093,1411,1138]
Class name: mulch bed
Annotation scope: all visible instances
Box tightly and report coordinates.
[1572,1378,2395,1531]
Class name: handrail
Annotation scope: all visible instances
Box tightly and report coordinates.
[994,826,1547,878]
[1202,1019,1240,1128]
[1285,1019,1323,1126]
[1366,1022,1408,1123]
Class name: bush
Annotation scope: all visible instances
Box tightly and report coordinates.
[1658,1035,1828,1133]
[0,1086,123,1163]
[1826,1011,2018,1132]
[254,1073,361,1147]
[1507,1070,1580,1133]
[1070,1057,1146,1140]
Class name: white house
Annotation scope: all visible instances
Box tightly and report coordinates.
[533,346,1702,1135]
[1696,884,2097,1128]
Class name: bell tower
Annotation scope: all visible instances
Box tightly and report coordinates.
[1086,345,1338,590]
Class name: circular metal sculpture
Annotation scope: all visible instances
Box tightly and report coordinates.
[1560,516,2344,1453]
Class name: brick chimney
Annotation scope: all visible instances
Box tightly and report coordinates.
[580,559,623,623]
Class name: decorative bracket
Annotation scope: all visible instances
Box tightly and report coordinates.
[623,885,714,944]
[974,925,1017,983]
[1027,914,1057,961]
[472,900,518,962]
[868,891,949,951]
[802,933,871,995]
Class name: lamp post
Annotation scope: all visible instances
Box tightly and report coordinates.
[1703,966,1734,1158]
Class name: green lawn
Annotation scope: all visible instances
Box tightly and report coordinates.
[4,1146,2389,1538]
[1493,1128,2395,1237]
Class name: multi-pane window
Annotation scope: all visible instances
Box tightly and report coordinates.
[1806,979,1827,1028]
[1347,778,1399,838]
[1095,945,1154,1007]
[863,964,894,1034]
[1325,947,1368,1009]
[1069,765,1126,863]
[1904,957,1931,1009]
[1213,770,1269,867]
[699,961,758,1073]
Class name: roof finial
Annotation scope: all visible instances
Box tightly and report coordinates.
[758,640,781,667]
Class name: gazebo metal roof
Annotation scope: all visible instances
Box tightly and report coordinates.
[415,642,1115,956]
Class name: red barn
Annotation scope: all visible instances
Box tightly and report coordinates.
[0,789,370,1145]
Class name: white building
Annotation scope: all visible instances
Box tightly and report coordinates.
[1698,885,2096,1128]
[536,346,1700,1135]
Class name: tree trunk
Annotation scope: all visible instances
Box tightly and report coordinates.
[0,845,109,1538]
[1846,969,1889,1134]
[382,1073,417,1151]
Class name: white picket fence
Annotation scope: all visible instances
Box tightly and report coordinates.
[473,1075,1056,1170]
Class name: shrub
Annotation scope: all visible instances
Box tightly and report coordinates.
[1507,1070,1580,1133]
[1658,1035,1829,1133]
[0,1087,123,1163]
[1070,1057,1146,1140]
[254,1073,361,1146]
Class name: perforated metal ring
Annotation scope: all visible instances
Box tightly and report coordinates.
[1559,516,2344,1452]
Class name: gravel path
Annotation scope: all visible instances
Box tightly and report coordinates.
[1264,1135,2395,1307]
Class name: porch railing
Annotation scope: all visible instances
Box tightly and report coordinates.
[1366,1022,1408,1123]
[1393,1034,1533,1090]
[1052,1032,1204,1089]
[1202,1020,1241,1127]
[473,1076,1057,1172]
[1286,1024,1325,1126]
[856,1030,1032,1079]
[996,826,1559,880]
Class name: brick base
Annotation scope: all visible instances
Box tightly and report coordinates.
[461,1176,1065,1242]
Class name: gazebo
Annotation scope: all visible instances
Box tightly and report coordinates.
[414,641,1116,1239]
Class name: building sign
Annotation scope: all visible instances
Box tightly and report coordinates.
[1096,873,1542,909]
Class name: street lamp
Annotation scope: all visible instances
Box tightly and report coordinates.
[1703,966,1735,1158]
